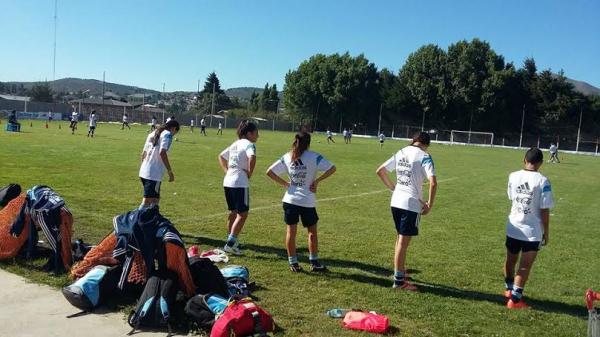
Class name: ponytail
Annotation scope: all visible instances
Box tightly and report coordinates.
[410,131,431,146]
[152,120,180,147]
[236,120,258,139]
[291,131,311,162]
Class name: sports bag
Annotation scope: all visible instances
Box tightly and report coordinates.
[342,311,389,334]
[220,265,251,297]
[184,293,229,331]
[0,183,21,207]
[62,264,122,312]
[210,299,274,337]
[189,256,229,297]
[128,273,178,336]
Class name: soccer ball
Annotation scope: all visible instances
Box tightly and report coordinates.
[175,137,179,142]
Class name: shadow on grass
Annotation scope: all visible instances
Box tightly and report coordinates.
[182,234,396,277]
[415,280,587,319]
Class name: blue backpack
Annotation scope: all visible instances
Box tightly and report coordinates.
[220,265,251,297]
[127,273,178,336]
[62,264,122,313]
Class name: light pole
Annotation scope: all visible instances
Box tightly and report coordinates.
[378,102,383,135]
[79,89,90,115]
[519,104,525,148]
[162,83,165,123]
[576,105,583,152]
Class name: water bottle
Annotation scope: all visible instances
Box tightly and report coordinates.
[326,308,348,318]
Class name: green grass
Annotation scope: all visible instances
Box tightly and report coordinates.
[1,120,598,336]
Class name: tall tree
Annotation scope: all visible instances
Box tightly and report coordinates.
[400,44,448,127]
[30,82,53,102]
[202,72,225,94]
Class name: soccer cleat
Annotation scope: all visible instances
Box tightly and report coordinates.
[507,299,529,309]
[504,290,512,299]
[310,262,328,272]
[289,263,303,273]
[586,289,598,311]
[223,244,242,256]
[393,281,418,292]
[187,245,199,258]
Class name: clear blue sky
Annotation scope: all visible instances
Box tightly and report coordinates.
[1,0,599,92]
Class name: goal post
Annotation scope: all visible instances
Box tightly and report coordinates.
[450,130,494,146]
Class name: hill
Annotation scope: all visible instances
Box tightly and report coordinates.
[565,78,600,96]
[4,78,159,97]
[224,87,263,101]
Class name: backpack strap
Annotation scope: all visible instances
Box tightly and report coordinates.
[251,310,267,337]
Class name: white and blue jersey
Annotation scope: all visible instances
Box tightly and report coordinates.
[382,145,436,213]
[268,150,334,208]
[220,139,256,188]
[139,130,173,182]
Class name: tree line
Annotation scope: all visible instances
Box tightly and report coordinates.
[283,38,600,137]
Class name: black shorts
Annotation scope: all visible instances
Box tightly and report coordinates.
[379,140,384,144]
[140,178,161,198]
[391,207,420,236]
[224,187,249,213]
[505,236,541,254]
[283,202,319,227]
[89,126,96,130]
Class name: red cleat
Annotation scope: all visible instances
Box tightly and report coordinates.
[393,281,418,292]
[187,245,199,257]
[507,299,529,309]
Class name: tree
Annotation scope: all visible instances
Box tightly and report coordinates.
[202,72,225,94]
[30,82,53,102]
[400,44,448,127]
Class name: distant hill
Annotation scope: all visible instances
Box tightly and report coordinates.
[564,78,600,96]
[4,78,160,97]
[224,87,263,101]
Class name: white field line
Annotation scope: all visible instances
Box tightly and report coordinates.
[175,176,458,223]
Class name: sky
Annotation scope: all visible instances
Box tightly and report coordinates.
[1,0,599,92]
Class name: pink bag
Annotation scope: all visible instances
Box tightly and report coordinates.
[342,310,389,334]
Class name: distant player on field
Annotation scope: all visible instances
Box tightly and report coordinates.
[217,121,223,135]
[138,120,180,207]
[379,132,385,149]
[348,128,353,144]
[218,120,259,255]
[200,118,207,136]
[343,128,349,144]
[266,131,336,272]
[503,147,554,309]
[190,119,195,133]
[87,110,97,138]
[121,113,131,130]
[70,108,78,135]
[549,143,560,163]
[149,115,157,132]
[376,132,437,291]
[326,128,335,144]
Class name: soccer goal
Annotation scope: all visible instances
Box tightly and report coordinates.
[450,130,494,146]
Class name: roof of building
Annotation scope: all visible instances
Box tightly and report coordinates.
[0,94,31,102]
[69,98,132,107]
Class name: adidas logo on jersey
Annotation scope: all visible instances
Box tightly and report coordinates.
[516,182,533,195]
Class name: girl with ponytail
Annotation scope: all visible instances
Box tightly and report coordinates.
[138,119,180,207]
[218,120,259,255]
[266,131,336,273]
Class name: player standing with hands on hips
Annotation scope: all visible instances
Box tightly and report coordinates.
[218,120,259,255]
[266,131,336,272]
[376,132,437,291]
[138,120,180,207]
[503,148,554,309]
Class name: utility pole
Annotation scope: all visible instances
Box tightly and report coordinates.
[519,104,525,148]
[210,82,216,127]
[378,102,383,135]
[468,109,474,144]
[576,106,583,152]
[162,83,166,123]
[102,71,105,118]
[421,107,426,132]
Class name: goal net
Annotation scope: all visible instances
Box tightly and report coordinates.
[450,130,494,146]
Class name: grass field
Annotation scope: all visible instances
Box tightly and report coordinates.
[1,120,599,337]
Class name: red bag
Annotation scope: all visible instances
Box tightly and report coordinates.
[342,311,389,334]
[210,299,274,337]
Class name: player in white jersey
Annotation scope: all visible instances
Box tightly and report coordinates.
[217,121,223,135]
[138,120,180,207]
[87,110,97,138]
[218,120,259,255]
[200,118,207,136]
[379,132,385,149]
[266,131,336,272]
[503,148,554,309]
[548,143,560,163]
[342,128,348,144]
[70,108,78,135]
[326,128,335,144]
[376,132,437,291]
[190,119,195,133]
[121,113,131,130]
